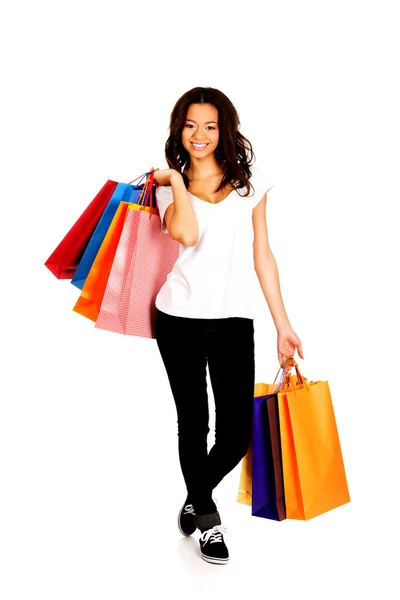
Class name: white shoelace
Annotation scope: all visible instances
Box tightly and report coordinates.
[183,498,218,517]
[183,504,196,516]
[200,525,227,544]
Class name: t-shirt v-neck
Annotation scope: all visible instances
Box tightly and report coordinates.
[188,187,236,206]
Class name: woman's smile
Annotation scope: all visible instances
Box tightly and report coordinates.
[191,142,209,150]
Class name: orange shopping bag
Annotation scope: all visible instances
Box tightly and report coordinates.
[277,359,350,520]
[73,201,132,322]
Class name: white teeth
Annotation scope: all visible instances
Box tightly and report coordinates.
[192,143,207,149]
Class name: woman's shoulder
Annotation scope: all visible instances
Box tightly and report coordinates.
[155,184,173,197]
[249,164,274,193]
[244,164,274,207]
[155,184,174,211]
[249,164,267,181]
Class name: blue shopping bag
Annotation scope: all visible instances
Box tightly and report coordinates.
[71,174,155,290]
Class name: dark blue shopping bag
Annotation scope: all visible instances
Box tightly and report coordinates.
[251,394,286,521]
[71,174,156,290]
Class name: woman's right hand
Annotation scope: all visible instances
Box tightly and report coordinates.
[149,167,182,187]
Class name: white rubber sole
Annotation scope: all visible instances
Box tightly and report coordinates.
[200,552,229,565]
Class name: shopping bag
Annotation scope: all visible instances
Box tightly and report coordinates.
[236,436,252,506]
[277,359,350,520]
[44,179,118,279]
[71,173,155,290]
[72,201,132,322]
[236,369,299,507]
[251,393,286,521]
[95,173,180,338]
[237,361,309,508]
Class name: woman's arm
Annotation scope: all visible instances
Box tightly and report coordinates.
[153,168,199,246]
[253,193,304,362]
[253,193,291,331]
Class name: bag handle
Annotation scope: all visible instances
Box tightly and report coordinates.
[128,171,151,185]
[136,171,156,218]
[273,357,309,392]
[272,357,297,384]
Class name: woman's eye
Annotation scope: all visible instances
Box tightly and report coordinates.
[207,126,216,130]
[185,124,195,129]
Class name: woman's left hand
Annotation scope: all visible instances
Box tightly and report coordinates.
[277,328,304,365]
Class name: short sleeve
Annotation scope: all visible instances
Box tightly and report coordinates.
[155,185,174,233]
[249,166,274,209]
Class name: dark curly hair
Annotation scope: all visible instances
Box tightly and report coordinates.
[165,87,255,196]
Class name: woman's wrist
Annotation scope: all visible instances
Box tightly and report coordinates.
[169,170,183,185]
[276,320,292,334]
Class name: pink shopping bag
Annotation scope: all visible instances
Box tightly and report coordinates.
[95,174,179,338]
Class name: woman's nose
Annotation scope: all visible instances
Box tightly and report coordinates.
[191,131,207,140]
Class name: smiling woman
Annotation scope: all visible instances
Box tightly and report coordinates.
[150,86,304,567]
[164,87,257,198]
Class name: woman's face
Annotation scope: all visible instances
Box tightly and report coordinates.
[181,103,220,159]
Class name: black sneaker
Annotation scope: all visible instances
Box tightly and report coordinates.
[199,526,229,565]
[178,498,197,536]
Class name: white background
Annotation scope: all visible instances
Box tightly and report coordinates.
[1,0,399,598]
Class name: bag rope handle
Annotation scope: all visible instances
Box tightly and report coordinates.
[273,357,309,393]
[136,171,156,217]
[128,171,151,185]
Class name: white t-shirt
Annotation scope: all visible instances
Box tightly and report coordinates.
[154,165,274,319]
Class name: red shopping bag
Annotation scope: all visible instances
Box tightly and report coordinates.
[95,173,180,338]
[44,180,118,279]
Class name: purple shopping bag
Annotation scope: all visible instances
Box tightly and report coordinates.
[251,394,286,521]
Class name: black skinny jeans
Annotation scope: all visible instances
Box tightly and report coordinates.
[155,308,255,516]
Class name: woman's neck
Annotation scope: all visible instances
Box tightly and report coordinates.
[186,156,224,182]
